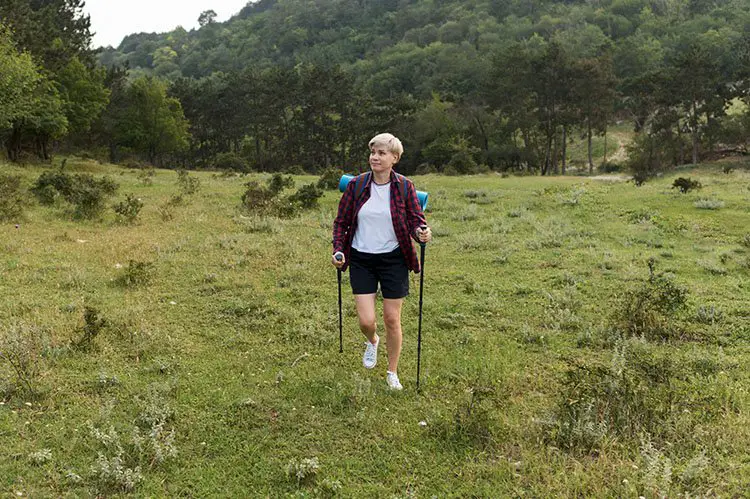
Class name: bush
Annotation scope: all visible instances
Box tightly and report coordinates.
[693,198,724,210]
[240,175,322,218]
[267,173,294,195]
[316,167,343,190]
[117,260,155,287]
[612,258,688,341]
[432,379,501,448]
[626,132,677,185]
[214,152,249,172]
[113,194,144,224]
[0,323,48,399]
[137,168,155,186]
[672,177,701,193]
[288,183,324,210]
[176,170,200,195]
[157,195,183,221]
[240,180,278,214]
[598,161,622,173]
[286,457,320,487]
[0,174,27,222]
[31,171,119,219]
[447,150,478,174]
[548,341,724,452]
[73,306,107,352]
[285,164,305,175]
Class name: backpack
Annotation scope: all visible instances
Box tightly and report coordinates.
[352,171,409,204]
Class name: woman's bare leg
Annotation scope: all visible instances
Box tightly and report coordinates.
[382,298,404,373]
[354,293,378,344]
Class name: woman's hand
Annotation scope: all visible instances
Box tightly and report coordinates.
[332,252,345,269]
[416,226,432,244]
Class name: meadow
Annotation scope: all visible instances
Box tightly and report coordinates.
[1,158,749,497]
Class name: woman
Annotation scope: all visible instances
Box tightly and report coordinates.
[332,133,432,390]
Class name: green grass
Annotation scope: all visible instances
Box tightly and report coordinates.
[566,122,633,170]
[2,160,750,496]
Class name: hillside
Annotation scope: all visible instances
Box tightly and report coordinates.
[2,157,750,495]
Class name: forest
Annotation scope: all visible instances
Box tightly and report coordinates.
[2,0,750,178]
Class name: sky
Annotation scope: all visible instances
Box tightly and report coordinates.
[83,0,251,48]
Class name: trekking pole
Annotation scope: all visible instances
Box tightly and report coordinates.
[416,226,427,392]
[335,253,344,353]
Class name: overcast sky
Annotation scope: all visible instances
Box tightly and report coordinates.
[83,0,251,48]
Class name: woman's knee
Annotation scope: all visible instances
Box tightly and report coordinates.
[383,310,401,330]
[358,315,376,331]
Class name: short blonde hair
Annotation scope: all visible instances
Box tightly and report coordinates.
[369,133,404,159]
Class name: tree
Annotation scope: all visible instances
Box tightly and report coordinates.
[571,54,617,173]
[667,34,734,164]
[56,56,110,135]
[0,25,40,132]
[198,10,217,27]
[1,25,68,161]
[0,0,95,71]
[93,63,130,163]
[119,77,190,165]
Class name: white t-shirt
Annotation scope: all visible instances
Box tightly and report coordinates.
[352,182,399,254]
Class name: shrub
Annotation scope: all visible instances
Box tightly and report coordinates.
[88,384,177,493]
[267,173,294,195]
[73,306,107,352]
[288,183,324,210]
[433,380,501,448]
[285,164,305,175]
[137,168,155,186]
[240,180,278,213]
[31,171,119,219]
[176,170,200,195]
[28,448,53,466]
[241,175,320,217]
[416,162,437,174]
[612,258,688,341]
[548,341,709,452]
[157,195,182,221]
[113,194,144,224]
[448,149,478,174]
[0,174,28,222]
[286,457,320,487]
[317,167,343,190]
[598,161,622,173]
[672,177,701,193]
[626,133,668,185]
[464,190,487,199]
[214,152,249,172]
[695,305,723,325]
[693,198,724,210]
[0,322,48,399]
[117,260,155,287]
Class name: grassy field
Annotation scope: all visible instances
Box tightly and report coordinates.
[1,158,750,497]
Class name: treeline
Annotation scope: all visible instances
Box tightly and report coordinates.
[3,0,750,177]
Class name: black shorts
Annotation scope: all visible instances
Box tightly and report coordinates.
[349,247,409,299]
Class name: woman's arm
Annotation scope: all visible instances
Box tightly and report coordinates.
[404,180,427,240]
[332,181,356,253]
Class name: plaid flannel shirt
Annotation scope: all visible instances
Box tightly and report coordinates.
[333,170,427,273]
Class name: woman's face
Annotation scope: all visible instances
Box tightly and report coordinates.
[369,145,399,174]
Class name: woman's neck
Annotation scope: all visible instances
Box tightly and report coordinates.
[372,169,391,185]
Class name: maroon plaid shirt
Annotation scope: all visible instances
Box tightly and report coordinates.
[333,170,427,273]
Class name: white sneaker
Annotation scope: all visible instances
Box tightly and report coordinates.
[363,335,379,369]
[386,371,403,391]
